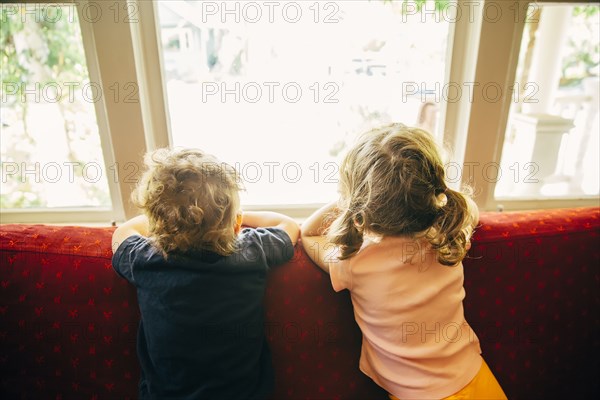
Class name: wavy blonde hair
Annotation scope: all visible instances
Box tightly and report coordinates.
[132,148,242,256]
[328,123,476,266]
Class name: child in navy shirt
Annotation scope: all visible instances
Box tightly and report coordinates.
[112,148,299,399]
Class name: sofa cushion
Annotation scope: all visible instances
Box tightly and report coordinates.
[462,207,600,399]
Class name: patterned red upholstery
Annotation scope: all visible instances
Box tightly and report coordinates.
[1,207,599,400]
[462,207,600,400]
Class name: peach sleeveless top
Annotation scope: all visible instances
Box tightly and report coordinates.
[329,236,482,399]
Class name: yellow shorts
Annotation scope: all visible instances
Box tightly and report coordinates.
[388,360,508,400]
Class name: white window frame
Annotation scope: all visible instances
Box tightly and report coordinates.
[458,0,599,211]
[2,0,598,224]
[129,0,466,218]
[2,0,148,223]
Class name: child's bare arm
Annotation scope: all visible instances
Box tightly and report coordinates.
[242,211,300,245]
[301,202,339,273]
[112,215,150,253]
[301,201,338,236]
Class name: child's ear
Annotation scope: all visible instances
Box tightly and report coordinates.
[234,213,243,234]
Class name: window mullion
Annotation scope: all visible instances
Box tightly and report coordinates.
[440,0,484,187]
[462,0,529,210]
[77,1,124,223]
[83,0,148,221]
[128,0,172,150]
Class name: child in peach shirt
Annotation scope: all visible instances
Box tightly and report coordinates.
[302,124,507,399]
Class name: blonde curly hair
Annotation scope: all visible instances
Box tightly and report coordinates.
[132,148,242,256]
[327,123,476,266]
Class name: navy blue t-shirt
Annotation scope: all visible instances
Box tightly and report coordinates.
[112,227,294,400]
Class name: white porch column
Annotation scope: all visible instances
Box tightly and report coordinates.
[522,6,572,114]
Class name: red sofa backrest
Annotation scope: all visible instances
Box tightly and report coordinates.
[462,207,600,399]
[1,207,599,399]
[0,225,139,399]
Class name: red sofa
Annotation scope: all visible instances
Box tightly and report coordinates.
[1,207,599,400]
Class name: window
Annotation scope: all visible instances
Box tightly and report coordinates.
[155,0,452,206]
[458,0,599,211]
[1,1,146,223]
[1,3,112,210]
[2,0,597,223]
[495,4,599,199]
